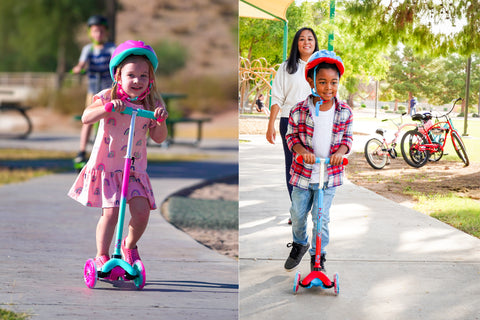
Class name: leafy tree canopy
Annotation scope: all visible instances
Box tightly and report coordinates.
[343,0,480,57]
[0,0,105,72]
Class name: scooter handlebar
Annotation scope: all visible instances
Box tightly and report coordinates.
[296,155,348,165]
[104,102,164,122]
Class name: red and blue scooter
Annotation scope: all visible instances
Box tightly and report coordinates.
[293,156,348,295]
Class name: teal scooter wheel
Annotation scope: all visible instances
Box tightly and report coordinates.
[133,260,146,290]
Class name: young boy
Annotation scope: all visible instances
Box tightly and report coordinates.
[284,50,353,272]
[72,15,116,170]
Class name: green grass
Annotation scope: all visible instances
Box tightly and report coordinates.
[0,148,214,186]
[412,193,480,238]
[166,197,238,230]
[0,309,30,320]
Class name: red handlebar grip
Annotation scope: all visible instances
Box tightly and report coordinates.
[105,102,113,112]
[342,158,349,165]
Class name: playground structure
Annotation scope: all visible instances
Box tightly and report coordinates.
[239,56,279,114]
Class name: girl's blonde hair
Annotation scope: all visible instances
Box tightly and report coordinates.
[111,55,163,111]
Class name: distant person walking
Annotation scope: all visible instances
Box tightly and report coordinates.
[409,96,417,116]
[72,15,116,171]
[266,27,319,207]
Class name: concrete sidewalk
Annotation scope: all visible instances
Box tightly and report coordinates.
[0,138,238,319]
[239,134,480,320]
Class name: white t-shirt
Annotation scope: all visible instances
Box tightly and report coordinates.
[271,60,312,118]
[309,98,334,184]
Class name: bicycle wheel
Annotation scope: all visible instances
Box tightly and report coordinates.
[364,138,387,169]
[451,131,469,166]
[400,130,429,168]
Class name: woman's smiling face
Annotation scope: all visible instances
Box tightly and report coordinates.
[297,30,315,60]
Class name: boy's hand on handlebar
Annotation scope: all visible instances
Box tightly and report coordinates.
[330,152,346,166]
[300,152,316,164]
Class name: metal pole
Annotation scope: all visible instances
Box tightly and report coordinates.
[463,55,471,136]
[328,0,336,51]
[283,20,288,61]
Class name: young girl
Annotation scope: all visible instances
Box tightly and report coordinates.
[68,40,168,270]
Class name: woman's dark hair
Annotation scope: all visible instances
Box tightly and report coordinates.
[286,27,319,74]
[306,62,341,80]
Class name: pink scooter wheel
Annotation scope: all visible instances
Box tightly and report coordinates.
[133,260,146,290]
[84,259,97,289]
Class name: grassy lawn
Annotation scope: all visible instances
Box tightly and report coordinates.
[0,309,30,320]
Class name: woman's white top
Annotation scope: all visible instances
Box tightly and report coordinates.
[271,59,312,118]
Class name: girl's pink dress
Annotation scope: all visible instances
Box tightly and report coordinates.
[68,89,157,209]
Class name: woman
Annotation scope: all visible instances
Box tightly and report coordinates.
[266,27,319,205]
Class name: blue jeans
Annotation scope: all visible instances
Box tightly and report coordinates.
[290,184,337,256]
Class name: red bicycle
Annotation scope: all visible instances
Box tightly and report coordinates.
[400,98,469,168]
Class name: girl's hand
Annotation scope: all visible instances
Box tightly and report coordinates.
[149,107,168,128]
[111,99,126,113]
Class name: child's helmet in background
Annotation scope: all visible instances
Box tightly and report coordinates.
[305,50,344,80]
[109,40,158,81]
[87,15,108,28]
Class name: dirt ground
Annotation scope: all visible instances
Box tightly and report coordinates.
[346,152,480,208]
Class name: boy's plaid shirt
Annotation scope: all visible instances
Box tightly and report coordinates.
[286,96,353,190]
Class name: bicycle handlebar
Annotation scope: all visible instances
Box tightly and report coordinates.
[296,155,348,165]
[104,102,164,122]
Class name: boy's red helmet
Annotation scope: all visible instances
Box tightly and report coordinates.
[305,50,344,80]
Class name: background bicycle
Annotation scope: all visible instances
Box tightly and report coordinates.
[400,98,469,168]
[364,112,417,169]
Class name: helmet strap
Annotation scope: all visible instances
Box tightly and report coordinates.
[116,80,153,102]
[311,67,324,116]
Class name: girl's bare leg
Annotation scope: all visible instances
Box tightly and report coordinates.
[125,197,151,249]
[96,207,119,257]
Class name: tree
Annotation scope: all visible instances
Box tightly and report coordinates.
[0,0,105,78]
[343,0,480,56]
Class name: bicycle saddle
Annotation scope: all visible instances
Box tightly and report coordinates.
[376,128,386,136]
[411,112,432,122]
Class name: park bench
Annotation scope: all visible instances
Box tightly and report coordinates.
[0,87,33,139]
[165,116,211,146]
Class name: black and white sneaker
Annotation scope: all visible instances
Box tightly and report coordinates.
[284,242,309,271]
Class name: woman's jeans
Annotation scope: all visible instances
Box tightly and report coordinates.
[280,117,293,200]
[290,184,337,256]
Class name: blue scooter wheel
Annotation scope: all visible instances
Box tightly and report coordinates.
[333,272,339,295]
[293,270,301,294]
[133,260,146,290]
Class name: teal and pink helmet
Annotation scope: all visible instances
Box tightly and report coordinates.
[305,50,344,80]
[109,40,158,81]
